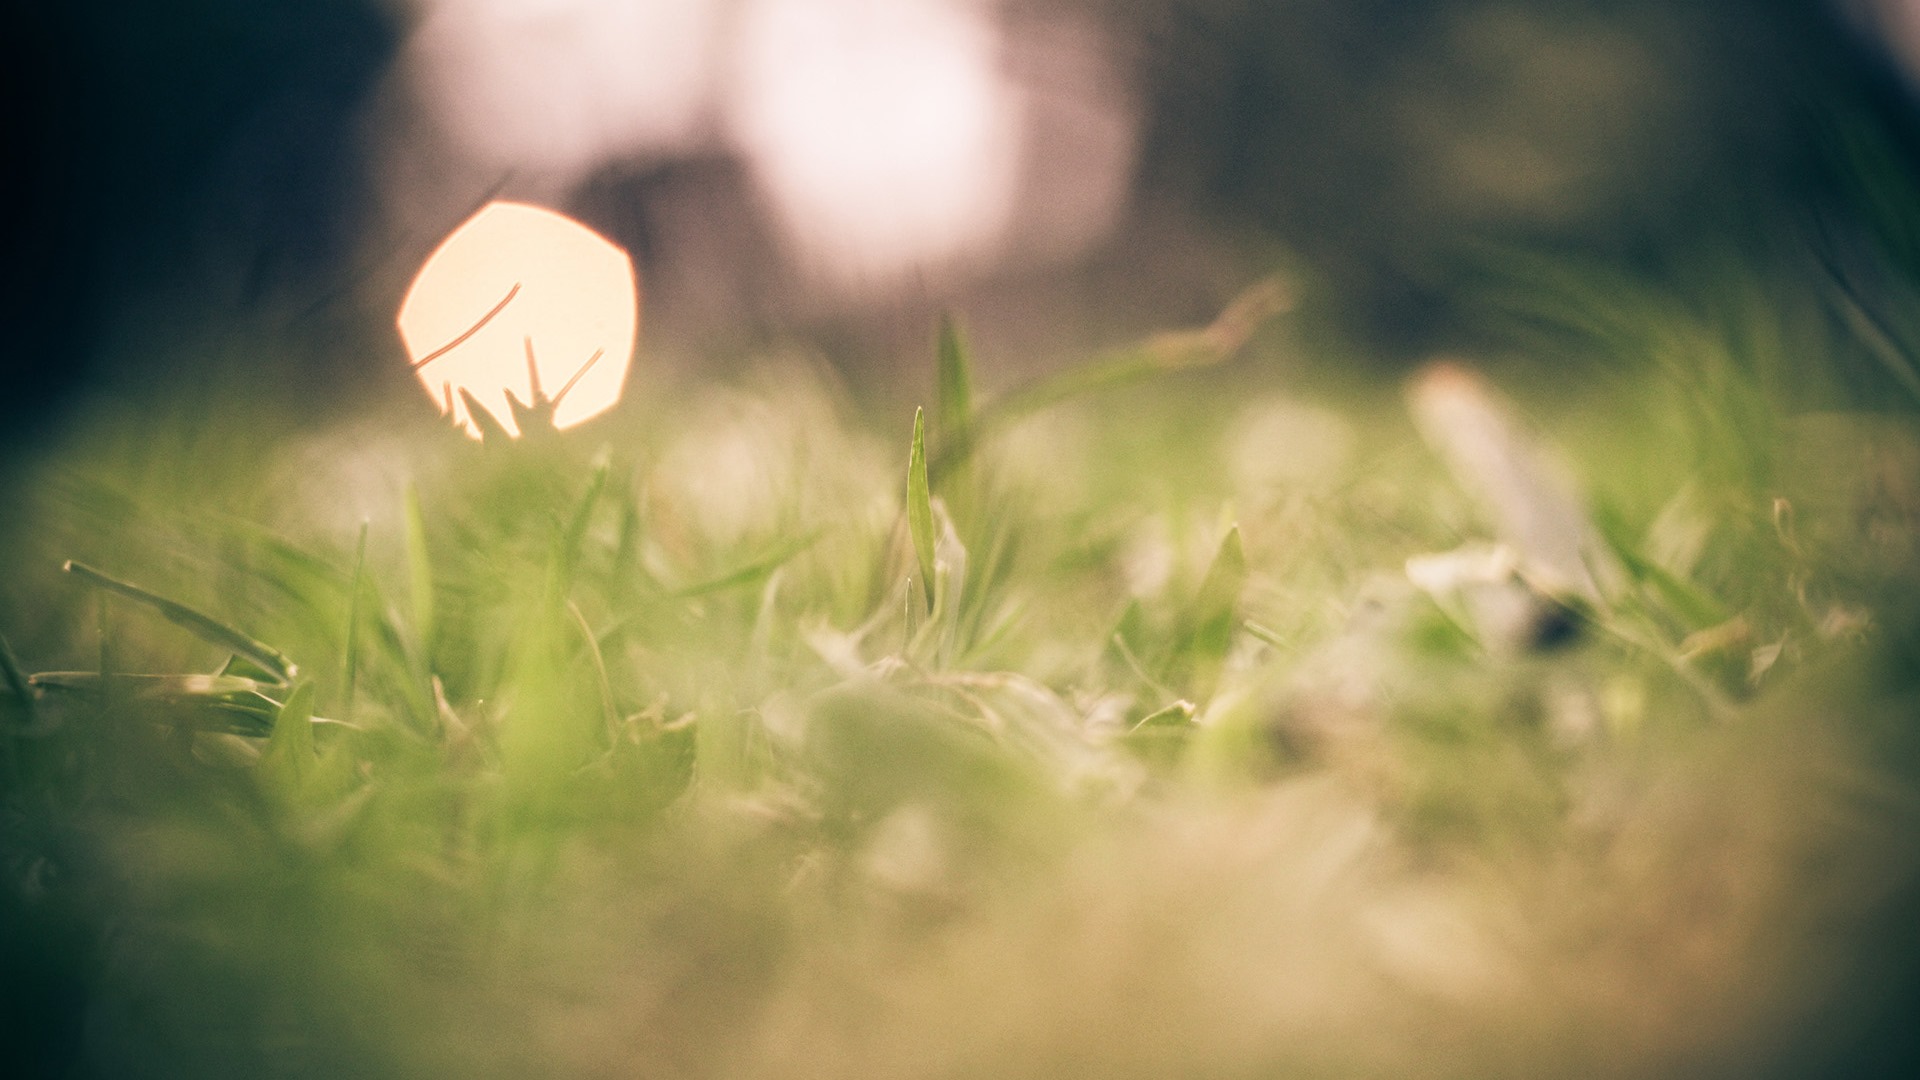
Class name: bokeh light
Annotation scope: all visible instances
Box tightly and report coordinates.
[401,0,721,181]
[723,0,1023,287]
[396,200,638,438]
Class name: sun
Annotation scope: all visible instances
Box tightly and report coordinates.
[397,201,639,438]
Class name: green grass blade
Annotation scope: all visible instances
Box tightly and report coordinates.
[930,275,1290,482]
[64,560,297,684]
[907,407,937,607]
[458,388,515,444]
[341,522,369,723]
[1131,699,1197,732]
[1822,269,1920,406]
[567,600,618,738]
[219,654,282,682]
[936,314,973,452]
[31,672,283,735]
[561,459,611,578]
[1182,526,1247,697]
[672,530,822,599]
[935,314,976,521]
[261,681,316,788]
[1,635,35,726]
[403,483,436,659]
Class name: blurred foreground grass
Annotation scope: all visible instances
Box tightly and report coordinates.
[6,224,1920,1078]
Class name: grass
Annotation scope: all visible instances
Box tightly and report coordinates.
[5,214,1920,1078]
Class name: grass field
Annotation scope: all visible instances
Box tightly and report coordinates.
[6,181,1920,1077]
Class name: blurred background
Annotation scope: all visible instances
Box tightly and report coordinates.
[7,0,1920,451]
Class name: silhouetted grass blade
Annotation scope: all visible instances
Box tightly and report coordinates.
[63,560,297,685]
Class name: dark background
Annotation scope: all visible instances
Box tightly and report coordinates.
[5,0,1920,455]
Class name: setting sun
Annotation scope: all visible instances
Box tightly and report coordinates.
[397,201,638,438]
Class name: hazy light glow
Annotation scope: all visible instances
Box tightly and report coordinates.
[1001,14,1140,265]
[1871,0,1920,91]
[397,201,638,438]
[404,0,721,180]
[725,0,1023,287]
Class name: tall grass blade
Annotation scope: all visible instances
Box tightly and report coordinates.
[64,560,297,684]
[341,522,369,723]
[930,274,1290,481]
[1,635,35,726]
[567,600,619,738]
[403,483,436,658]
[31,672,282,735]
[560,459,611,582]
[1821,268,1920,406]
[936,314,973,451]
[672,530,822,599]
[935,314,976,522]
[907,408,937,608]
[261,681,317,788]
[458,388,515,444]
[1183,526,1247,698]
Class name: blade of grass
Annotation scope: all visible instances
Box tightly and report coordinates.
[1824,269,1920,406]
[544,457,612,611]
[929,311,975,526]
[567,600,619,741]
[1,635,35,728]
[31,672,274,698]
[907,407,937,609]
[671,530,823,599]
[936,314,973,449]
[341,521,369,724]
[612,496,644,599]
[65,560,297,684]
[1242,620,1293,653]
[261,681,317,788]
[32,672,284,735]
[1182,526,1247,698]
[934,315,976,521]
[219,654,282,681]
[403,483,436,660]
[1130,699,1197,733]
[459,388,515,444]
[931,275,1291,482]
[560,457,611,582]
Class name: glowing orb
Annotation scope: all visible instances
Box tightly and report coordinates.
[397,201,638,438]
